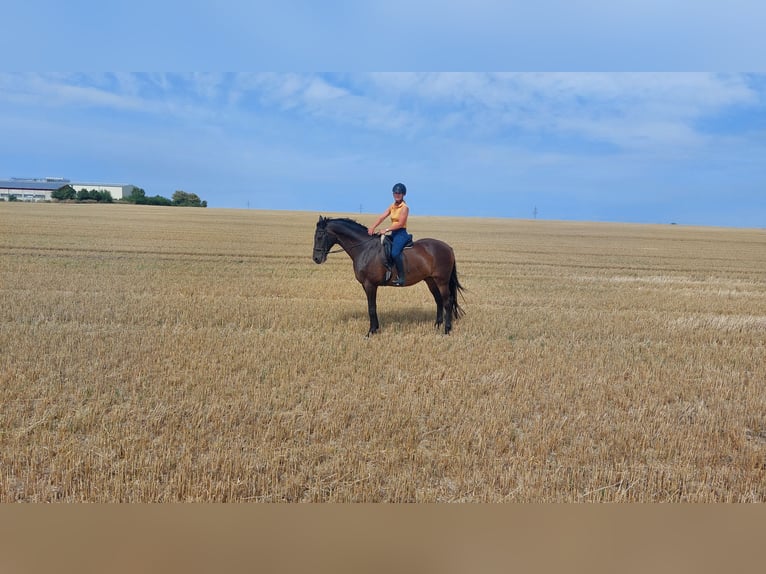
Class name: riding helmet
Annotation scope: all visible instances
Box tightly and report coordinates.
[392,182,407,196]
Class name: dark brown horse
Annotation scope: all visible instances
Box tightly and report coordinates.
[313,216,465,336]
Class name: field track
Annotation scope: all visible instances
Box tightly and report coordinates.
[2,203,765,501]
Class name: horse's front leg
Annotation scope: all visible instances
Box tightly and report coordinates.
[363,282,380,336]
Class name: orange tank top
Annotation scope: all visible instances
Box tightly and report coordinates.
[389,200,407,225]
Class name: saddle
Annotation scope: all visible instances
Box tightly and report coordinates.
[381,233,413,284]
[381,233,414,262]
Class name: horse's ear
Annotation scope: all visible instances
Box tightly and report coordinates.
[317,215,327,227]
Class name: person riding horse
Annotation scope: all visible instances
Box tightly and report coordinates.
[367,183,412,286]
[313,215,465,335]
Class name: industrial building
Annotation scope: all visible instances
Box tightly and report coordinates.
[0,177,137,202]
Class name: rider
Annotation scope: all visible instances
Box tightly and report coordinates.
[368,182,411,286]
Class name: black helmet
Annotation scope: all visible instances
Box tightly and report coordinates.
[392,182,407,196]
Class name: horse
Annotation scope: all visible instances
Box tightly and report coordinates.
[312,216,465,336]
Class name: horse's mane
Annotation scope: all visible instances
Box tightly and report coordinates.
[334,217,366,231]
[319,216,367,233]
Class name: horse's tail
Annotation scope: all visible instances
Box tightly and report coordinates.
[449,262,466,320]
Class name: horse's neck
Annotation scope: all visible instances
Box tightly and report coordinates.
[330,222,369,255]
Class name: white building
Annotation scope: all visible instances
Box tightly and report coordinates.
[0,177,137,202]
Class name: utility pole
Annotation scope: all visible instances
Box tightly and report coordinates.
[533,206,538,220]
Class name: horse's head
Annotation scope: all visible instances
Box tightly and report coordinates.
[313,216,336,264]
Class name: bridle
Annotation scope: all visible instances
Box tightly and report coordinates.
[314,227,344,259]
[313,228,331,259]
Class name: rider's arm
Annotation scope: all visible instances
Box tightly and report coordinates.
[368,208,391,234]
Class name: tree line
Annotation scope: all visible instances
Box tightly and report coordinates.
[52,185,207,207]
[51,185,114,202]
[125,188,207,207]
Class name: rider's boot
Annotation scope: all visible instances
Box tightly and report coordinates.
[392,254,405,286]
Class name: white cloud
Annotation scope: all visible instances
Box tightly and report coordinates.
[293,73,759,156]
[1,73,761,158]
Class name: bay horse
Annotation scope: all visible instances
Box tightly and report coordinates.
[313,216,465,336]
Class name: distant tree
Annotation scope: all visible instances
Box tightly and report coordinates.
[125,187,147,204]
[76,188,92,201]
[52,185,77,200]
[172,190,206,207]
[145,195,172,206]
[92,189,113,203]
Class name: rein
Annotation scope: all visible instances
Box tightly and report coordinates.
[324,233,378,256]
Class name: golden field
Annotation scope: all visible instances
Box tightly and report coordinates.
[1,203,765,502]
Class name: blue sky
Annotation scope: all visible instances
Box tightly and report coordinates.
[2,5,765,228]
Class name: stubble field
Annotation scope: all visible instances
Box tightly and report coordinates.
[1,203,765,501]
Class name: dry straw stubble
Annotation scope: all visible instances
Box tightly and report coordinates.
[1,203,765,501]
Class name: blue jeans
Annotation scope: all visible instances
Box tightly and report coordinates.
[390,228,411,259]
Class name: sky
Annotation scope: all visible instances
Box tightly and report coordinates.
[2,5,765,228]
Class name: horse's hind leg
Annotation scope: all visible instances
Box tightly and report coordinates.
[435,279,454,334]
[443,289,454,334]
[425,277,444,329]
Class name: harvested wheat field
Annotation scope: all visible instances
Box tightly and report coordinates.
[1,203,765,502]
